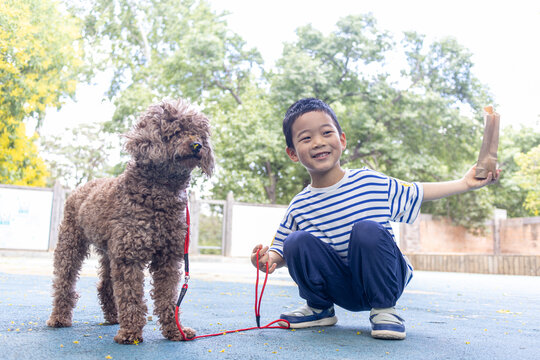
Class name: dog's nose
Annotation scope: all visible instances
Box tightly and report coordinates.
[190,142,202,154]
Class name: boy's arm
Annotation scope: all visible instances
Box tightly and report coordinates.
[251,244,286,274]
[422,165,501,202]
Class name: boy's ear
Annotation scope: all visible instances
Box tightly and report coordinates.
[286,147,299,162]
[340,132,347,150]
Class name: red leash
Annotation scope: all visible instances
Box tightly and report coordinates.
[174,201,290,341]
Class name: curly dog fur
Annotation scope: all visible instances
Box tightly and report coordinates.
[47,98,214,344]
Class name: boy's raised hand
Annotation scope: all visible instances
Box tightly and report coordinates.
[251,244,279,274]
[463,165,502,191]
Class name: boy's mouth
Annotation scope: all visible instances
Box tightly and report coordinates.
[313,151,330,159]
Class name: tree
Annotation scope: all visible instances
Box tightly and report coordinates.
[39,123,119,188]
[265,14,494,228]
[69,0,262,133]
[0,121,48,186]
[65,3,516,229]
[491,124,540,217]
[0,0,83,186]
[514,144,540,216]
[68,0,269,198]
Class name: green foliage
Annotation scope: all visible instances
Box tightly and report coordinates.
[0,0,83,186]
[514,144,540,216]
[491,124,540,217]
[71,0,262,134]
[59,2,537,230]
[39,123,119,188]
[198,204,223,255]
[268,14,494,228]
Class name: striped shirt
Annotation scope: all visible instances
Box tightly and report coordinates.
[270,168,423,262]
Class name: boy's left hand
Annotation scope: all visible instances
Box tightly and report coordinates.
[463,165,502,190]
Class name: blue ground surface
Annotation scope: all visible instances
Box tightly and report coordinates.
[1,259,539,360]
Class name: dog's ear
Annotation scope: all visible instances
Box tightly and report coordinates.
[200,140,215,177]
[124,117,164,163]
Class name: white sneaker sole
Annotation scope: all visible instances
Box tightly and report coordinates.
[278,316,338,329]
[371,329,406,340]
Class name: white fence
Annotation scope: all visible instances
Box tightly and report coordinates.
[0,187,400,255]
[189,192,401,257]
[0,182,65,251]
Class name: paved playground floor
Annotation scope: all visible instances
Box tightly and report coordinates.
[1,251,539,359]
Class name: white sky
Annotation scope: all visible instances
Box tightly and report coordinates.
[41,0,540,137]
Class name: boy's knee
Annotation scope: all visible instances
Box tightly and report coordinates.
[283,231,312,256]
[350,221,388,251]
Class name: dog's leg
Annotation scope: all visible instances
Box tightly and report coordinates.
[150,254,196,341]
[96,251,118,324]
[110,260,147,344]
[47,221,89,328]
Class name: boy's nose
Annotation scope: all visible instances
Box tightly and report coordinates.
[311,136,325,148]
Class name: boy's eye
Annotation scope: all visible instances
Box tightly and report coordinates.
[300,136,310,142]
[323,130,333,135]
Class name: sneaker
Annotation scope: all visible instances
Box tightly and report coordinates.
[278,303,338,329]
[369,307,406,340]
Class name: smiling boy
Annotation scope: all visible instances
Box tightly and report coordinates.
[251,98,500,340]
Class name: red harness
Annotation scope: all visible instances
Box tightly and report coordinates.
[174,202,290,341]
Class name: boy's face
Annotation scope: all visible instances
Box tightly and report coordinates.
[286,111,346,184]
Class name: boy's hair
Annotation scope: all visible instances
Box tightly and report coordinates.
[282,98,342,149]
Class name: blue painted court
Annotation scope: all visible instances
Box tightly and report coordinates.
[1,253,538,359]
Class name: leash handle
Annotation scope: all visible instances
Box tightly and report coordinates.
[175,192,290,341]
[175,248,290,341]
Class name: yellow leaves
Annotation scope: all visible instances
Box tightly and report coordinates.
[0,120,49,186]
[0,0,83,135]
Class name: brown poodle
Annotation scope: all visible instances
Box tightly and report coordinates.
[47,98,214,344]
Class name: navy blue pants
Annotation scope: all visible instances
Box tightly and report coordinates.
[283,220,411,311]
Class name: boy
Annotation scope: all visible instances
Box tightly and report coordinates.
[251,98,500,340]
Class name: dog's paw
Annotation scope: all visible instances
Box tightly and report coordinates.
[166,326,197,341]
[181,326,196,340]
[47,316,72,328]
[113,329,144,345]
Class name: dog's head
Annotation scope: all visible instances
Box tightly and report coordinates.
[124,98,214,177]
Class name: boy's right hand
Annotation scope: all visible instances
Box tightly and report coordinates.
[251,244,279,274]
